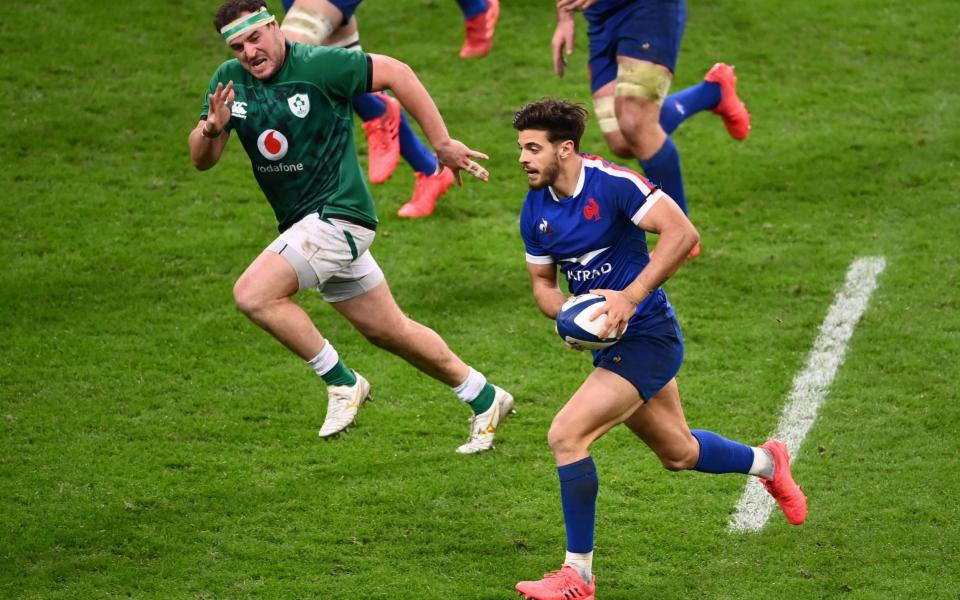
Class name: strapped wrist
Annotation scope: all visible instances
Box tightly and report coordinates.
[201,123,222,139]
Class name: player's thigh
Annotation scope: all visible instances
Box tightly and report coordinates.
[551,368,644,449]
[621,378,695,458]
[282,0,359,44]
[329,276,407,341]
[285,0,350,21]
[234,249,300,304]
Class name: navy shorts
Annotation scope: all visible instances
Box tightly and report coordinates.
[585,0,687,93]
[592,312,684,401]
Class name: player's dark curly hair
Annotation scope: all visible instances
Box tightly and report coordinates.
[214,0,268,32]
[512,99,589,151]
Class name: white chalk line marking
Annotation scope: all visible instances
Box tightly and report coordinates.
[729,256,887,532]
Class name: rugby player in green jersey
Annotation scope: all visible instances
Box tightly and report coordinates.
[188,0,512,454]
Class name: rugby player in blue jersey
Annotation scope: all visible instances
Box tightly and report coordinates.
[512,99,804,600]
[553,0,751,258]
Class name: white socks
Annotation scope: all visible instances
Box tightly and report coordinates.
[749,447,775,479]
[307,341,338,377]
[564,551,593,583]
[451,367,486,403]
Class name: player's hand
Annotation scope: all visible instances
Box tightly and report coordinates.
[556,0,598,11]
[204,80,235,137]
[551,14,576,77]
[435,139,490,185]
[555,323,586,351]
[588,288,636,339]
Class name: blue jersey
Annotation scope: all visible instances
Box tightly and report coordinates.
[520,154,676,331]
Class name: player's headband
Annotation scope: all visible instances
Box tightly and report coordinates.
[221,7,276,43]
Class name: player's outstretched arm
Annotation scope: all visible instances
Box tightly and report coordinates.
[552,8,576,77]
[189,81,234,170]
[368,54,489,184]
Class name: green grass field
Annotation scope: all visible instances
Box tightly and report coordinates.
[2,0,959,598]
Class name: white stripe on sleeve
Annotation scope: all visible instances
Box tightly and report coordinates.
[631,190,665,225]
[525,253,554,265]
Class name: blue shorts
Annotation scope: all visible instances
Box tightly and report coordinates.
[282,0,363,23]
[585,0,687,93]
[592,312,684,401]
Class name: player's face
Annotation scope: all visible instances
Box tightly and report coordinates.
[517,130,561,190]
[229,21,286,80]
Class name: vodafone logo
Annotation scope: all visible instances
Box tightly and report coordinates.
[257,129,289,161]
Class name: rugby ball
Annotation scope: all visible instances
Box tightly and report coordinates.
[556,294,624,350]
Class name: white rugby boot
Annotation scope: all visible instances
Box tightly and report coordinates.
[319,372,371,438]
[456,385,515,454]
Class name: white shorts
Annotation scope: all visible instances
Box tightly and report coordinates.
[267,213,384,303]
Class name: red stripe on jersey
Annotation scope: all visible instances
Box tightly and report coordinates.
[581,153,656,192]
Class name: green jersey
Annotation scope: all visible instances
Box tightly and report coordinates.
[201,42,375,232]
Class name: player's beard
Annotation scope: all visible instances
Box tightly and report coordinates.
[528,155,561,190]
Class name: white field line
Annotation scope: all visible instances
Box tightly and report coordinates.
[728,257,887,533]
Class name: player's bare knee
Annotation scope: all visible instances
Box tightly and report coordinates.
[232,279,260,317]
[547,421,586,458]
[656,445,699,471]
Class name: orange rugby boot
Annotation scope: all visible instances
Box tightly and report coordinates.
[516,565,595,600]
[459,0,500,59]
[397,166,455,218]
[362,92,401,184]
[760,439,808,525]
[704,63,751,141]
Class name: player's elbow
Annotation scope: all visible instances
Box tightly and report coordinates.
[686,223,700,251]
[190,150,215,171]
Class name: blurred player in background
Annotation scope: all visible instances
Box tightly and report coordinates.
[511,99,804,600]
[189,0,512,454]
[553,0,751,257]
[455,0,500,59]
[281,0,499,217]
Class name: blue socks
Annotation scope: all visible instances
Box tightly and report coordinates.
[351,93,386,120]
[635,81,720,215]
[640,137,687,214]
[352,93,438,176]
[398,112,439,175]
[558,456,598,553]
[690,429,754,474]
[456,0,488,20]
[659,81,721,134]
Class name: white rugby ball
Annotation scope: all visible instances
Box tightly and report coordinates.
[556,294,625,350]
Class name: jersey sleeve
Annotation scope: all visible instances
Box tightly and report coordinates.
[198,65,235,133]
[610,168,666,226]
[519,197,553,265]
[305,46,371,100]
